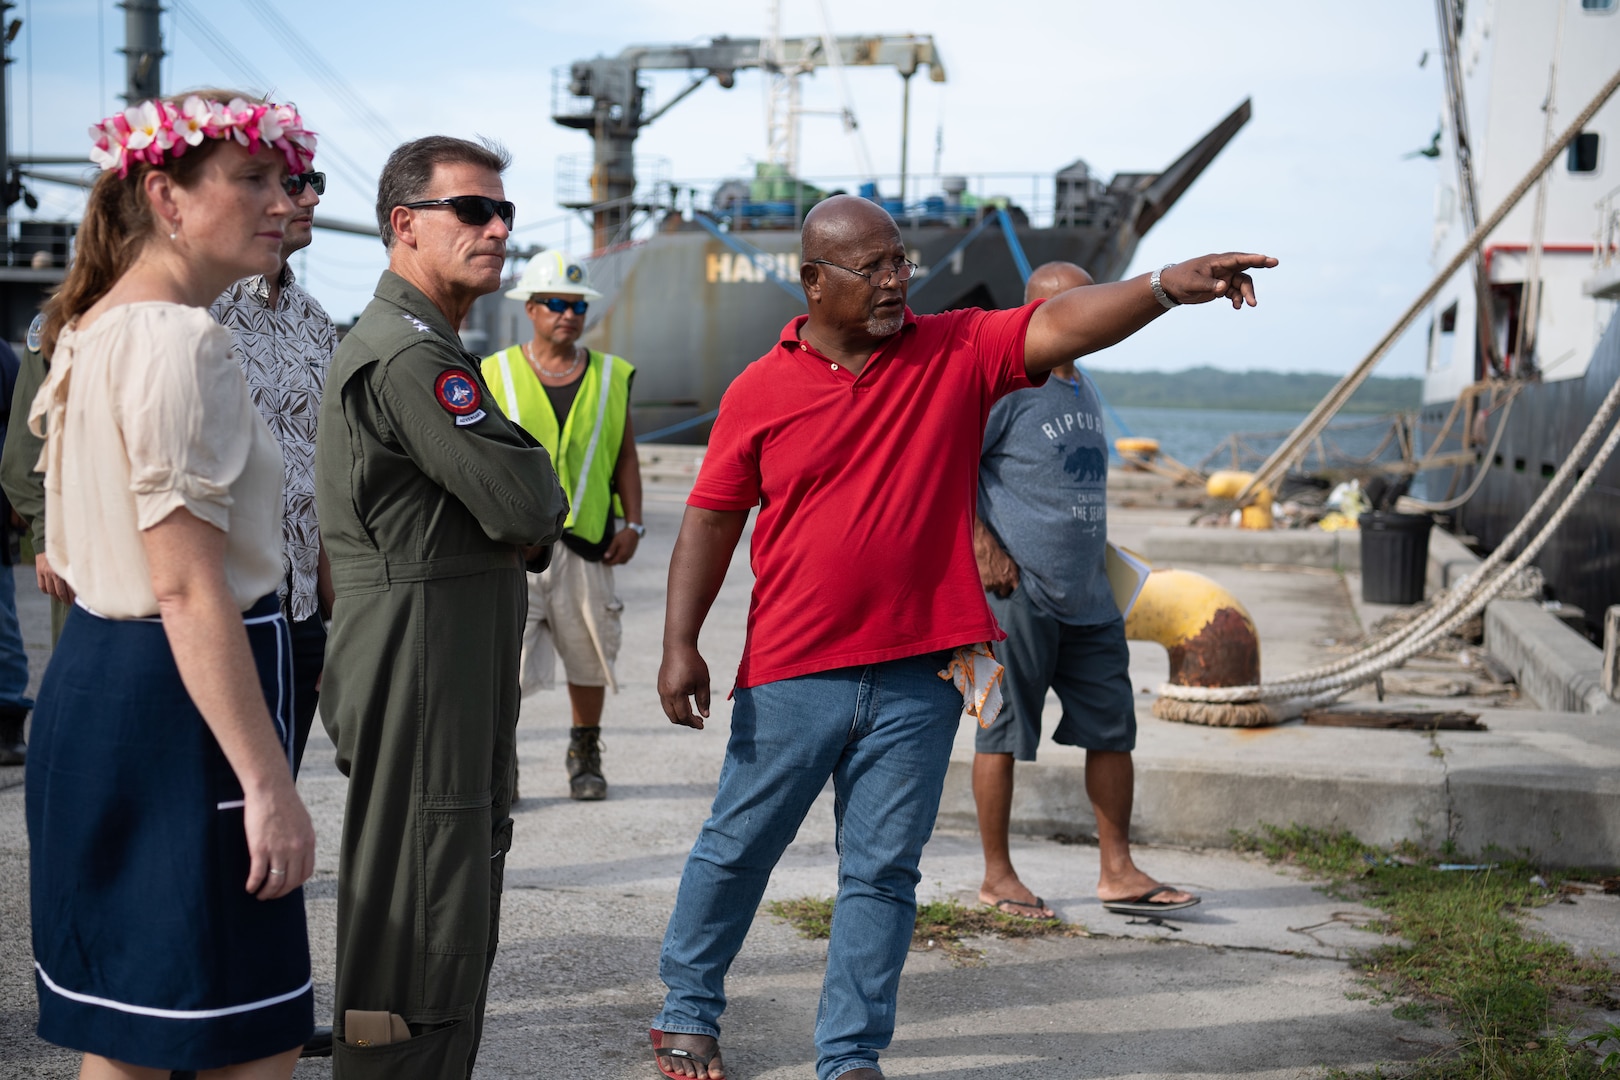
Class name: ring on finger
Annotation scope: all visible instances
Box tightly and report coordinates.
[268,868,287,877]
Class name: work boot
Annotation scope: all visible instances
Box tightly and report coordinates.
[566,725,607,801]
[0,705,26,766]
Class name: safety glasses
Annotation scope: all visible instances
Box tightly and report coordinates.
[400,195,516,231]
[281,171,326,197]
[533,297,589,315]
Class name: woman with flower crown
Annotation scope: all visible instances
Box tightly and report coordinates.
[24,92,319,1079]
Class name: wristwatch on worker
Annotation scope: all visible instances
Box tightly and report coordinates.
[626,522,647,537]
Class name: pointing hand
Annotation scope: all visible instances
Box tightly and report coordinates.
[1160,253,1279,310]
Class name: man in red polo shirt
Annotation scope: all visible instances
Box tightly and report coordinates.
[650,194,1274,1080]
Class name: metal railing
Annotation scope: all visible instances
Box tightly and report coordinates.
[550,66,598,126]
[554,152,672,210]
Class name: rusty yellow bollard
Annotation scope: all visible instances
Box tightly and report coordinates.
[1125,567,1274,727]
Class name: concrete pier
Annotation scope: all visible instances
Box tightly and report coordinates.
[1,456,1615,1078]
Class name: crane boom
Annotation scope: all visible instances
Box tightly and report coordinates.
[602,35,945,80]
[554,34,945,249]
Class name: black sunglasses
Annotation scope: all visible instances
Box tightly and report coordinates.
[281,171,326,197]
[400,195,515,230]
[532,297,588,315]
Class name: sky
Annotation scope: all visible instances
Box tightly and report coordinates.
[13,0,1446,376]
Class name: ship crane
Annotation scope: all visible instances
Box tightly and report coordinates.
[553,33,945,250]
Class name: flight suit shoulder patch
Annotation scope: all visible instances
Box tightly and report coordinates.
[26,313,43,353]
[434,368,486,427]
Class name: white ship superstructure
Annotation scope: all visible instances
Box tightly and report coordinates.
[1423,0,1620,401]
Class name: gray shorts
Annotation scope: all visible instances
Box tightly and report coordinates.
[520,542,624,694]
[975,586,1135,761]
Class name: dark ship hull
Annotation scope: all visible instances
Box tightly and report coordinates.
[1419,308,1620,639]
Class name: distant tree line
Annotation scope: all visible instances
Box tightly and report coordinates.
[1084,366,1421,414]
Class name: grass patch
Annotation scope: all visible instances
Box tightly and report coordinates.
[765,896,1088,965]
[766,897,835,940]
[1234,824,1620,1078]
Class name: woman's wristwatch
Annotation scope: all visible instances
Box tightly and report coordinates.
[626,522,646,537]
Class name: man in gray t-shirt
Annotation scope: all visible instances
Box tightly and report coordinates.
[973,261,1198,920]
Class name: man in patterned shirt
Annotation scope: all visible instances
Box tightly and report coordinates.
[211,167,338,773]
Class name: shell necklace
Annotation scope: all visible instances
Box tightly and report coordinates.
[526,341,583,379]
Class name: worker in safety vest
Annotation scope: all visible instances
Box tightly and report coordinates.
[482,251,642,801]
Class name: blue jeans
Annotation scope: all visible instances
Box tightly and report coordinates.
[0,565,33,711]
[654,651,962,1080]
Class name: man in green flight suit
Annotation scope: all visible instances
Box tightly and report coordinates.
[1,314,74,647]
[482,251,643,801]
[315,135,568,1080]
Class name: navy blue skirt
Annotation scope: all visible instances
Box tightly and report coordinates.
[25,594,314,1069]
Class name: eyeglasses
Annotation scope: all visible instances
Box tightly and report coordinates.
[811,258,919,287]
[281,171,326,197]
[400,195,516,231]
[531,297,589,315]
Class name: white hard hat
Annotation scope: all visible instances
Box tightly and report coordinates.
[505,250,603,301]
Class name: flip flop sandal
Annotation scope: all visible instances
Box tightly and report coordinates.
[651,1027,717,1079]
[1101,885,1202,916]
[986,896,1057,921]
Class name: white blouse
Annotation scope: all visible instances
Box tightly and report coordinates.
[30,302,285,618]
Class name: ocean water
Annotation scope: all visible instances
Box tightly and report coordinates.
[1104,405,1400,473]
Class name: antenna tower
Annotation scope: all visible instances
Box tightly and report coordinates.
[762,0,801,173]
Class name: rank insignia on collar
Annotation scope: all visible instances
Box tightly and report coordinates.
[435,369,486,426]
[401,313,434,334]
[26,313,44,353]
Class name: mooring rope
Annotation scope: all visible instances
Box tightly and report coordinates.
[1158,367,1620,706]
[1394,385,1520,514]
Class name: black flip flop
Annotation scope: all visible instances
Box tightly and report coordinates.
[1101,885,1201,916]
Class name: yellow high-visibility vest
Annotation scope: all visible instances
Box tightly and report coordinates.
[481,346,633,544]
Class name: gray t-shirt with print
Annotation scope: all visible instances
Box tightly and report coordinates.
[977,371,1117,625]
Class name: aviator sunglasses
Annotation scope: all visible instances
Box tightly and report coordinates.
[533,297,589,315]
[281,171,326,197]
[400,195,516,230]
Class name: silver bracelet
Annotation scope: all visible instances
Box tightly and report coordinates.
[1150,264,1180,310]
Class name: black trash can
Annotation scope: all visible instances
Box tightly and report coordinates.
[1360,511,1433,604]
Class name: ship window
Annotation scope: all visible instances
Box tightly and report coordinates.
[1514,457,1527,473]
[1439,302,1458,333]
[1568,132,1600,173]
[1541,463,1556,479]
[1580,0,1615,12]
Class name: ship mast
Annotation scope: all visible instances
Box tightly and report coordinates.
[1434,0,1505,380]
[1,4,13,268]
[121,0,164,104]
[1515,0,1568,374]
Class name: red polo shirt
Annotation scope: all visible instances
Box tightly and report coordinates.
[689,303,1045,688]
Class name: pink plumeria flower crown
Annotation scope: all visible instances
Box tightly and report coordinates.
[89,95,317,179]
